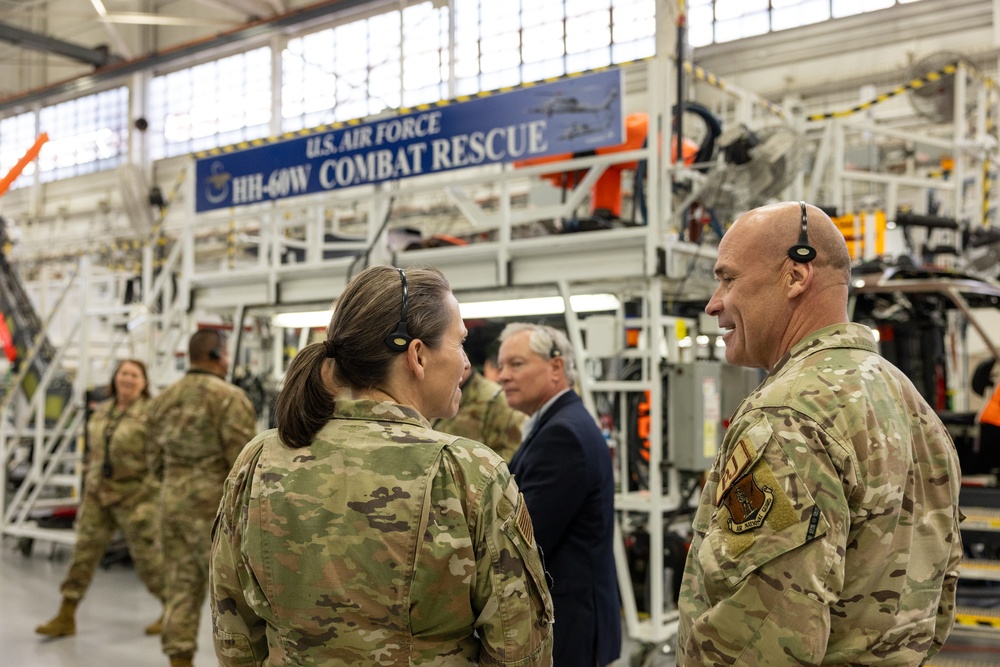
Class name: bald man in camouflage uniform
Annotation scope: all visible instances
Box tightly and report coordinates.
[434,365,527,463]
[677,202,962,665]
[148,330,257,667]
[212,398,552,665]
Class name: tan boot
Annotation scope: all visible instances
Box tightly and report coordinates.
[144,613,163,635]
[168,655,194,667]
[35,598,77,637]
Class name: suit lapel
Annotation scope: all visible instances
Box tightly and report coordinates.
[513,391,578,462]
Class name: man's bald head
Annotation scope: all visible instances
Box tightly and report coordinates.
[707,202,853,370]
[729,202,852,287]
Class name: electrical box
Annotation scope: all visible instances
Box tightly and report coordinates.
[669,361,723,472]
[720,363,764,423]
[585,314,622,357]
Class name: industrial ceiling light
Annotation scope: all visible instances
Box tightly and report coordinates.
[458,294,620,319]
[272,310,331,329]
[270,293,621,328]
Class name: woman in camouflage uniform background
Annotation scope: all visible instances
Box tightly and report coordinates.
[35,359,164,638]
[210,264,554,666]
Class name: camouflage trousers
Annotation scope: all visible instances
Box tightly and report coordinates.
[160,510,214,658]
[60,486,163,603]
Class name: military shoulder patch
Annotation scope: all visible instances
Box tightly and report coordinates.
[721,473,774,533]
[716,437,756,506]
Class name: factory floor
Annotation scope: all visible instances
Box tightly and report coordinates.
[0,538,213,667]
[3,537,1000,667]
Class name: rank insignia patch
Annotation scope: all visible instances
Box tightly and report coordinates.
[722,473,774,533]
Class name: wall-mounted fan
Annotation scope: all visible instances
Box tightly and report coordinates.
[906,51,971,124]
[694,123,807,225]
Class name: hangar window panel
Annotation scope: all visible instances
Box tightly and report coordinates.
[613,0,656,43]
[480,5,520,38]
[454,43,482,79]
[452,0,651,92]
[370,60,402,114]
[833,0,895,17]
[523,58,567,82]
[36,86,127,182]
[402,2,449,106]
[574,0,611,14]
[687,3,714,47]
[523,2,563,25]
[566,47,612,73]
[612,37,655,64]
[282,31,337,131]
[690,0,920,46]
[566,12,612,56]
[404,53,444,92]
[522,23,565,64]
[772,0,830,30]
[481,33,522,73]
[369,13,402,64]
[714,11,769,43]
[481,68,522,92]
[149,48,271,160]
[0,112,38,189]
[715,0,768,21]
[453,0,484,94]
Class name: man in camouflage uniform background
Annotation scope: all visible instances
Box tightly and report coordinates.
[434,339,527,463]
[148,329,257,667]
[676,202,962,665]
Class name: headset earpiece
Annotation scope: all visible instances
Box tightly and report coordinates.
[384,268,413,353]
[541,327,561,358]
[208,330,225,360]
[788,200,817,263]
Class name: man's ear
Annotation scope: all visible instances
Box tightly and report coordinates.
[786,259,812,299]
[404,339,427,380]
[549,354,565,379]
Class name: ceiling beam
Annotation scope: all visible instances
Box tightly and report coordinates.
[0,0,388,113]
[0,21,121,67]
[190,0,277,19]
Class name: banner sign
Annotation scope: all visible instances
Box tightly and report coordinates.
[195,68,623,212]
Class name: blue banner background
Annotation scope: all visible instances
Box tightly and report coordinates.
[195,69,623,212]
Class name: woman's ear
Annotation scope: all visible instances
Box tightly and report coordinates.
[405,339,426,380]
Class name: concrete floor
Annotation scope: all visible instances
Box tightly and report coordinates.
[0,538,214,667]
[3,535,1000,667]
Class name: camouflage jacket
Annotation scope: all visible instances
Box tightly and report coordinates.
[147,369,257,519]
[84,396,155,506]
[434,371,527,464]
[677,323,962,666]
[210,398,553,666]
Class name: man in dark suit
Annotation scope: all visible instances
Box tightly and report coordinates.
[497,323,621,667]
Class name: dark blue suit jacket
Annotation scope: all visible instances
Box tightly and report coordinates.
[509,390,621,667]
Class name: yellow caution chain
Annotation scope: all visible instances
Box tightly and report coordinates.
[807,59,999,122]
[682,61,785,119]
[807,64,958,121]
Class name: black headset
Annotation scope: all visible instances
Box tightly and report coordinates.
[788,200,817,263]
[541,327,561,358]
[384,268,413,353]
[208,330,226,360]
